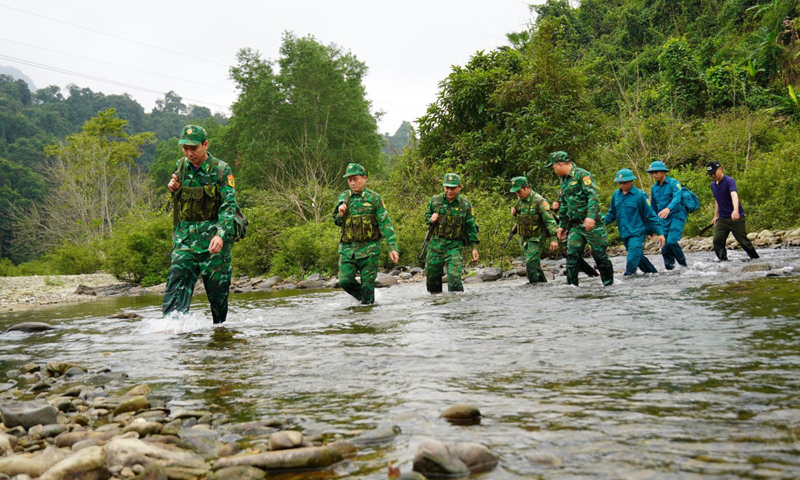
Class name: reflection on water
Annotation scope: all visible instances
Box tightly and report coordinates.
[1,248,799,478]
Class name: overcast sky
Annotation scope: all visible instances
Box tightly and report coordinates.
[0,1,537,135]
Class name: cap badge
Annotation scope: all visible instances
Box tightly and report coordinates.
[186,128,193,134]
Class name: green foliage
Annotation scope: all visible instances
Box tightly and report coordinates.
[102,212,172,285]
[658,38,706,116]
[269,222,340,278]
[231,204,295,276]
[45,242,102,275]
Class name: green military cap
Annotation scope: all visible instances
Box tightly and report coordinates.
[614,168,637,183]
[509,176,528,193]
[546,151,570,167]
[343,163,367,178]
[178,125,207,146]
[443,173,461,187]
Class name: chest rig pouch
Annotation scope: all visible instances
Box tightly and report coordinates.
[432,196,465,240]
[516,212,541,239]
[173,159,222,224]
[341,191,381,243]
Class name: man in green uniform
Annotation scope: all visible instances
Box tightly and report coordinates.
[163,125,238,324]
[424,173,480,293]
[509,176,559,283]
[334,163,400,305]
[548,151,614,286]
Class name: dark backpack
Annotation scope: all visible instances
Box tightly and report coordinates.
[175,158,248,241]
[680,186,700,214]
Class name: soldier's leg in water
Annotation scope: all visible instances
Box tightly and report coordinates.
[445,249,464,292]
[730,218,759,259]
[667,217,687,267]
[586,226,614,286]
[339,255,363,301]
[201,249,232,324]
[163,248,200,316]
[425,250,445,293]
[359,255,379,304]
[524,239,547,283]
[712,220,731,261]
[566,227,587,286]
[621,236,641,276]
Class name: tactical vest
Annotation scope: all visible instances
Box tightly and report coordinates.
[517,213,541,239]
[173,158,222,225]
[431,196,466,240]
[341,191,381,243]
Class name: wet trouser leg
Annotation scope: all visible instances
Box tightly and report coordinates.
[426,247,463,293]
[339,254,379,304]
[622,235,657,275]
[567,225,613,286]
[661,217,687,269]
[719,217,759,259]
[163,248,200,317]
[445,250,464,292]
[712,220,730,261]
[200,249,232,323]
[523,238,547,283]
[425,249,444,294]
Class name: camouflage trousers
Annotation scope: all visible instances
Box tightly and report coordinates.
[339,254,379,304]
[162,247,232,324]
[522,238,547,283]
[566,225,613,286]
[425,246,463,293]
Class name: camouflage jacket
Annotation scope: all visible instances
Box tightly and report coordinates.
[333,188,399,259]
[514,192,558,241]
[172,154,238,253]
[424,193,480,252]
[558,165,604,229]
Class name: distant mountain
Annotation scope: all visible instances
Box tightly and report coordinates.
[382,121,412,156]
[0,65,36,91]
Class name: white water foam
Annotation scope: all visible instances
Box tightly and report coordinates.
[135,311,214,335]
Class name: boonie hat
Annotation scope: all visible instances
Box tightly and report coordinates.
[614,168,637,183]
[343,163,367,178]
[547,151,570,167]
[443,173,461,187]
[179,125,207,146]
[706,161,721,175]
[509,176,528,193]
[646,160,669,173]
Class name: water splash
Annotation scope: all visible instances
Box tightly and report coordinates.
[135,311,215,335]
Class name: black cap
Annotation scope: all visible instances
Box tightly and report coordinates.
[706,161,721,175]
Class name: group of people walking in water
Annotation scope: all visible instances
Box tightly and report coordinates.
[161,125,762,321]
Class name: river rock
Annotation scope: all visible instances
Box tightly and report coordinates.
[413,440,498,477]
[269,430,303,450]
[350,425,401,446]
[126,384,152,396]
[463,276,482,284]
[105,437,205,469]
[212,445,343,471]
[114,395,150,415]
[306,273,324,282]
[299,280,326,289]
[38,445,106,480]
[109,312,142,319]
[477,267,502,282]
[74,285,97,295]
[20,362,41,373]
[29,424,69,439]
[324,278,340,288]
[55,430,116,448]
[46,362,85,376]
[164,464,211,479]
[0,445,68,477]
[0,400,58,429]
[399,272,413,280]
[131,464,168,480]
[376,272,398,287]
[4,322,55,333]
[396,473,428,480]
[123,419,163,436]
[410,267,423,275]
[440,404,481,425]
[0,433,15,456]
[742,263,772,273]
[273,283,297,290]
[258,276,283,290]
[211,465,267,480]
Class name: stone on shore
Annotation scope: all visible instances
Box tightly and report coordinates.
[114,395,150,415]
[211,445,343,471]
[477,267,503,282]
[269,430,304,450]
[211,465,267,480]
[4,322,55,333]
[350,425,401,446]
[376,272,398,287]
[0,445,68,477]
[0,400,58,429]
[38,445,106,480]
[105,437,205,469]
[440,404,481,425]
[413,440,498,477]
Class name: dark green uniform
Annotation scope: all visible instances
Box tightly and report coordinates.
[558,165,613,286]
[333,188,398,304]
[515,192,559,283]
[424,194,480,293]
[163,154,237,323]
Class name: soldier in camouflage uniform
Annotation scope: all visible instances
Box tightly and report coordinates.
[509,176,559,283]
[548,151,614,286]
[424,173,480,293]
[334,163,400,305]
[163,125,238,324]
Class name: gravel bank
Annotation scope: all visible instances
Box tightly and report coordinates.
[0,274,129,312]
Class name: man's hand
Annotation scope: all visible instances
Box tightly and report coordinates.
[551,201,560,211]
[711,215,719,225]
[658,208,671,219]
[731,210,740,221]
[168,174,180,193]
[472,249,479,262]
[511,207,517,216]
[208,236,223,254]
[657,235,666,249]
[338,203,348,217]
[557,227,566,240]
[550,241,559,252]
[583,217,596,231]
[389,250,400,264]
[430,213,439,223]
